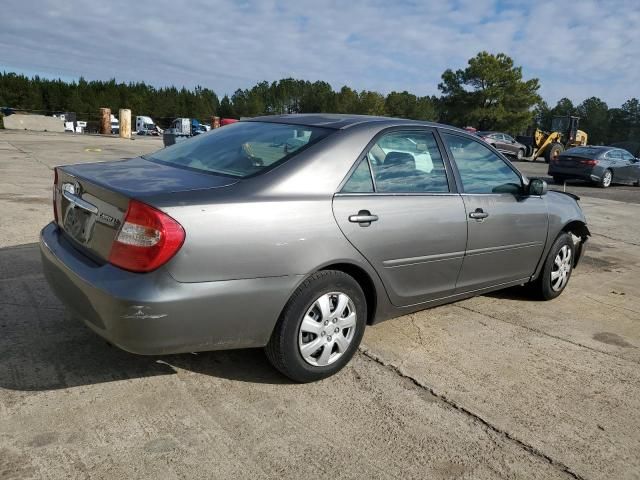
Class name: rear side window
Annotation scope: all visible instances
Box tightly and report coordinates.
[364,130,449,193]
[147,121,332,178]
[342,159,374,193]
[443,133,522,194]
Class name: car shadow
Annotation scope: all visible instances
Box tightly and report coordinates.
[483,285,539,302]
[0,243,291,392]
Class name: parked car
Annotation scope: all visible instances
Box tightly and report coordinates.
[476,131,527,160]
[41,115,590,382]
[548,146,640,188]
[136,128,160,136]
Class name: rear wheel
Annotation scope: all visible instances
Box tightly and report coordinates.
[265,270,366,383]
[516,149,524,161]
[530,232,574,300]
[544,142,564,163]
[599,169,613,188]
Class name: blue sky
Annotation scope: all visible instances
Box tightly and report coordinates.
[1,0,638,106]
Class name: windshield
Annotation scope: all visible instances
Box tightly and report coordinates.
[551,116,570,133]
[147,121,333,178]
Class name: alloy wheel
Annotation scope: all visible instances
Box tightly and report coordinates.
[551,245,572,292]
[298,292,357,366]
[602,171,612,187]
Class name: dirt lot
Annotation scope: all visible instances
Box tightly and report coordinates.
[1,131,639,480]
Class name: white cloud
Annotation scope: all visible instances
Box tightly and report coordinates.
[0,0,637,106]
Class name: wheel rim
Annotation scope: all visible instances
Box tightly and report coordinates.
[298,292,357,367]
[551,245,572,292]
[603,171,612,187]
[517,150,523,160]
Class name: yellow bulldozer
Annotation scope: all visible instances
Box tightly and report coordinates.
[517,115,588,163]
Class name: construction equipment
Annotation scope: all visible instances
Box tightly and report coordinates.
[517,115,588,163]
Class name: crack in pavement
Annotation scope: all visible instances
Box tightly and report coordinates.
[455,303,640,366]
[6,141,53,171]
[581,294,640,317]
[591,232,640,248]
[357,347,585,480]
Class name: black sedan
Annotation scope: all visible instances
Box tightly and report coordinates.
[476,131,527,160]
[548,146,640,188]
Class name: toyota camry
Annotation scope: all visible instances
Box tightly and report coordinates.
[41,114,590,382]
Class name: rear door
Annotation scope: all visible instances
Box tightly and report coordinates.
[333,128,467,306]
[440,132,548,292]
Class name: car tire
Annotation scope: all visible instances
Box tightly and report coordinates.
[516,149,524,161]
[544,142,564,164]
[265,270,367,383]
[530,232,574,300]
[599,169,613,188]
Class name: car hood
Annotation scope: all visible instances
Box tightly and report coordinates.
[62,156,239,198]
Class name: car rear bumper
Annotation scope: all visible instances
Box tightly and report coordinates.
[548,164,604,182]
[40,222,298,355]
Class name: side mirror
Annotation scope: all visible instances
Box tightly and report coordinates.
[528,178,548,196]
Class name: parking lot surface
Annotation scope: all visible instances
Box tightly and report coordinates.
[1,131,639,479]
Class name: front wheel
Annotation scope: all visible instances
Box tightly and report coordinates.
[530,232,574,300]
[265,270,367,382]
[544,142,564,164]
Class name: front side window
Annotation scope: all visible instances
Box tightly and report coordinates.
[147,121,332,178]
[362,130,449,193]
[442,133,522,194]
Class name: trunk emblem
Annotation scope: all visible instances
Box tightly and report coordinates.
[98,212,120,227]
[62,182,80,196]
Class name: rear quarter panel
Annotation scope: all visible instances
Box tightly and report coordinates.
[161,194,375,282]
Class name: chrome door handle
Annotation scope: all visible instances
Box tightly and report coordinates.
[349,210,378,226]
[469,209,489,220]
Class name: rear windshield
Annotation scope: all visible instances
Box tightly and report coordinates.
[147,121,333,178]
[565,147,602,156]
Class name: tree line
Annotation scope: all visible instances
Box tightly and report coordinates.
[1,51,638,146]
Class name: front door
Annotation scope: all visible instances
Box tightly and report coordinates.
[440,132,548,292]
[333,129,467,307]
[616,149,639,183]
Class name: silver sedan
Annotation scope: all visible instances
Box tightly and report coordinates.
[40,114,590,382]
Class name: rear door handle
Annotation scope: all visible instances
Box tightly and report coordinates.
[349,210,378,226]
[469,208,489,220]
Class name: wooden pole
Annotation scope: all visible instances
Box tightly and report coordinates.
[119,109,131,139]
[99,108,111,135]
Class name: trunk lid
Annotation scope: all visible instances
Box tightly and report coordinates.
[556,155,594,169]
[54,157,238,261]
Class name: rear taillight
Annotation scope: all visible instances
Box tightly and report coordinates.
[108,200,185,273]
[580,159,598,166]
[53,168,59,223]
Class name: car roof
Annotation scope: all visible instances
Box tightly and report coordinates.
[245,113,469,133]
